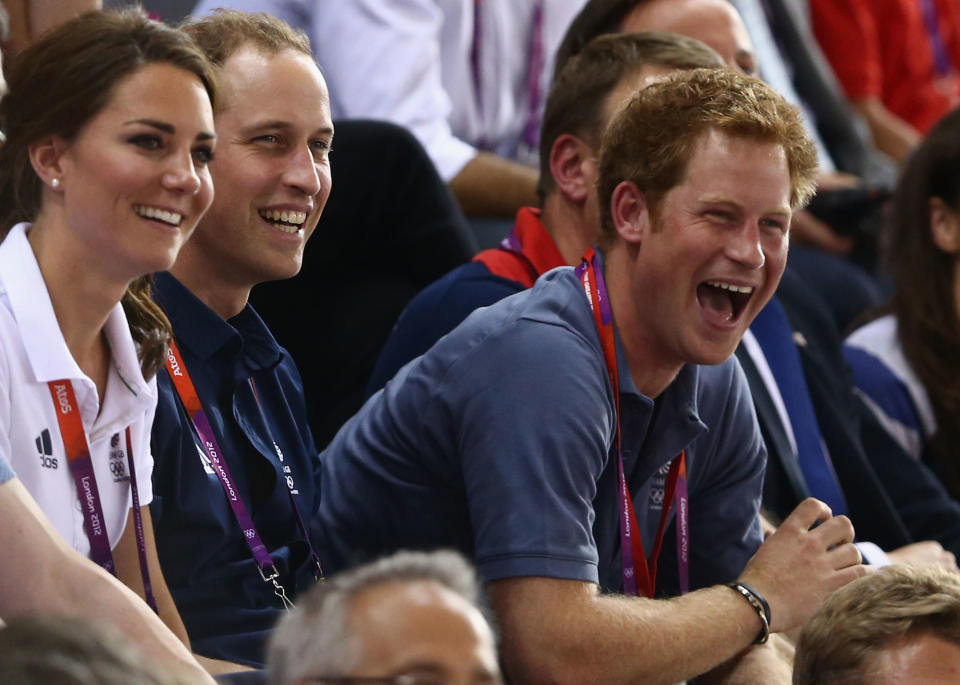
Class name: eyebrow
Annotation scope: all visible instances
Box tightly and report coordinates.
[244,119,335,136]
[698,195,791,216]
[125,118,216,142]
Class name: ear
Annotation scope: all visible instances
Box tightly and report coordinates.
[930,196,960,254]
[609,180,649,246]
[548,133,596,204]
[27,135,69,192]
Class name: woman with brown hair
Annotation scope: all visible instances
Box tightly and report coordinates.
[844,107,960,499]
[0,6,215,658]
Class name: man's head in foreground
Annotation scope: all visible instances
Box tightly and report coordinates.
[597,68,816,379]
[178,10,334,312]
[795,565,960,685]
[268,550,502,685]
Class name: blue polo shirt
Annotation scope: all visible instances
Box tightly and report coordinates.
[316,263,765,596]
[150,272,321,666]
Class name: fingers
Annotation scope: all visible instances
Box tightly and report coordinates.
[826,542,862,570]
[809,514,855,549]
[781,497,833,530]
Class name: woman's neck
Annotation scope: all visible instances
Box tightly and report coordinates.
[27,212,125,396]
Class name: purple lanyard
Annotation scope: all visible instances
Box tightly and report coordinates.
[920,0,952,76]
[575,248,690,597]
[247,377,324,582]
[49,380,158,612]
[471,0,545,151]
[165,341,322,611]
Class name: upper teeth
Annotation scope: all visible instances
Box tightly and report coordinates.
[706,281,754,294]
[135,205,181,226]
[261,209,307,226]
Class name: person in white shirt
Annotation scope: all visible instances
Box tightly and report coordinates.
[191,0,586,221]
[0,7,222,672]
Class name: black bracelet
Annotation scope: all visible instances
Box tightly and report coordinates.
[726,582,771,645]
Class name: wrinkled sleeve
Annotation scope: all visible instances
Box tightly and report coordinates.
[433,319,615,583]
[312,0,477,180]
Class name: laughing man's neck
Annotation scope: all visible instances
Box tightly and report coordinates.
[602,244,683,399]
[169,255,251,320]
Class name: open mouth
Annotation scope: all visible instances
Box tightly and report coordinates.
[696,280,754,323]
[259,209,307,234]
[134,204,182,227]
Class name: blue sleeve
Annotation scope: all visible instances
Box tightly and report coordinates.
[365,263,525,396]
[436,318,615,584]
[843,344,924,457]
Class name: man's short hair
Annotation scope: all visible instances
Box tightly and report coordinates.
[794,565,960,685]
[267,550,490,685]
[597,68,818,246]
[554,0,647,74]
[0,616,174,685]
[537,31,724,200]
[181,8,313,68]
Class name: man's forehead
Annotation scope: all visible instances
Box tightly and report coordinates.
[216,43,330,124]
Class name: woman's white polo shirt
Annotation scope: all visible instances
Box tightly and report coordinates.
[0,223,156,556]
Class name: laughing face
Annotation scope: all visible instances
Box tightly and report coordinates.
[54,62,215,280]
[628,129,791,369]
[187,45,333,289]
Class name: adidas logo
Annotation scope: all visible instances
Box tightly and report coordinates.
[36,429,58,469]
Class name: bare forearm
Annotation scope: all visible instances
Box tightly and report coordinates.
[852,98,920,163]
[448,151,539,218]
[490,578,763,685]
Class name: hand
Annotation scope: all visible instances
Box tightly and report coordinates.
[790,209,855,254]
[737,498,867,633]
[888,541,959,571]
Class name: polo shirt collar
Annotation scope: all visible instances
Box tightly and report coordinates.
[0,223,154,425]
[153,271,282,372]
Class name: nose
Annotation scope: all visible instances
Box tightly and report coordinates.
[726,222,766,270]
[161,150,202,196]
[282,145,323,197]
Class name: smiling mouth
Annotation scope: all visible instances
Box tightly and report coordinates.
[134,204,182,227]
[259,209,307,234]
[697,280,755,322]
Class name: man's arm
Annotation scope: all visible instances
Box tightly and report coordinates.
[448,151,539,218]
[0,478,216,684]
[488,499,865,685]
[851,98,920,163]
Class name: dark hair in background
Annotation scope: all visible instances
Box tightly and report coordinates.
[554,0,646,76]
[0,8,217,379]
[537,30,724,200]
[884,107,960,495]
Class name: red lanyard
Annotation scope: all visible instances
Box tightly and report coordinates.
[575,248,690,597]
[165,340,323,609]
[48,380,158,612]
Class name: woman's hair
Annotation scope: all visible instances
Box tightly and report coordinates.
[0,8,217,379]
[886,107,960,493]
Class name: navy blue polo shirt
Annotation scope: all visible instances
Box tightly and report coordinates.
[151,272,321,667]
[316,262,765,597]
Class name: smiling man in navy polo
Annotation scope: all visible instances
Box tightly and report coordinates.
[148,11,333,667]
[316,69,867,682]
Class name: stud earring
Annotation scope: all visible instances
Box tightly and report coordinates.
[51,178,60,189]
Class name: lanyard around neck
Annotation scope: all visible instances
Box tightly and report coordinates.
[164,340,322,610]
[575,247,690,598]
[48,380,158,612]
